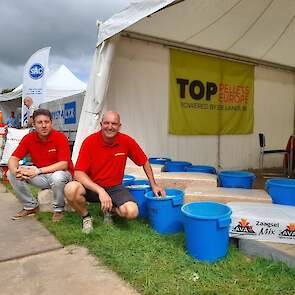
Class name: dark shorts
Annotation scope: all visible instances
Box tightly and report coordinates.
[84,184,135,208]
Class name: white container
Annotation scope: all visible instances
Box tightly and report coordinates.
[228,202,295,245]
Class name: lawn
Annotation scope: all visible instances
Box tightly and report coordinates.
[36,204,295,295]
[2,181,294,294]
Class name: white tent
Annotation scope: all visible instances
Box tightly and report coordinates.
[72,0,295,169]
[0,65,86,121]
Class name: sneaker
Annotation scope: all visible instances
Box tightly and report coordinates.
[82,216,93,234]
[103,211,113,225]
[12,207,39,220]
[52,212,64,222]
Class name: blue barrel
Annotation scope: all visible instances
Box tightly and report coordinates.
[149,157,171,165]
[128,180,151,218]
[181,202,232,263]
[218,171,256,189]
[122,175,135,186]
[165,161,192,172]
[265,178,295,206]
[185,165,216,174]
[145,188,184,234]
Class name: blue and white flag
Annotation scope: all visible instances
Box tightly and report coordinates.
[21,47,50,127]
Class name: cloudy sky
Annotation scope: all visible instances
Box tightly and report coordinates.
[0,0,131,90]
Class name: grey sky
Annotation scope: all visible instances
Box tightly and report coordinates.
[0,0,131,90]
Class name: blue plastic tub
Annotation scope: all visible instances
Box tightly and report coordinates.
[181,202,232,263]
[128,180,151,218]
[185,165,216,174]
[145,188,184,234]
[265,178,295,206]
[122,175,135,186]
[165,161,192,172]
[149,157,171,165]
[218,171,256,189]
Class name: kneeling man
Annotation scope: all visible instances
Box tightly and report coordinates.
[8,109,73,221]
[64,111,165,234]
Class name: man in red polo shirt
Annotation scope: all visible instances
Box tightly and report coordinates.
[8,109,73,221]
[64,111,165,234]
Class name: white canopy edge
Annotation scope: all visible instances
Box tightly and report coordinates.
[96,0,174,46]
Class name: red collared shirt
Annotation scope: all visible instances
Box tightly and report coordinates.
[12,129,74,174]
[75,131,147,187]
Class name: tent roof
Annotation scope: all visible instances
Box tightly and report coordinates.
[0,65,86,102]
[97,0,295,70]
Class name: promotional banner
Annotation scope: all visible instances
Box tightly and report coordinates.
[169,49,254,135]
[22,47,51,126]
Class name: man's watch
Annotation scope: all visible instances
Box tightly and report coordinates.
[37,168,43,175]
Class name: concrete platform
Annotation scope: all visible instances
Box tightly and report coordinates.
[0,191,62,262]
[238,239,295,268]
[184,187,271,204]
[0,245,140,295]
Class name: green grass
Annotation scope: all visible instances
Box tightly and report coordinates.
[36,204,295,295]
[2,180,294,294]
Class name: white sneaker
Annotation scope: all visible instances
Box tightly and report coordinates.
[82,216,93,234]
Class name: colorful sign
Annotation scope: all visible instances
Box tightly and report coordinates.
[22,47,51,126]
[169,49,254,135]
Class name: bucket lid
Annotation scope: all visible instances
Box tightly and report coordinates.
[266,178,295,188]
[128,180,151,191]
[181,202,232,219]
[219,171,255,178]
[145,188,184,201]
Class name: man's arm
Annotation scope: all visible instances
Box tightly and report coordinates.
[20,161,68,179]
[74,170,113,211]
[8,156,22,179]
[143,161,166,197]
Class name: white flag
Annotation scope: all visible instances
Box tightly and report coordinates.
[21,47,50,126]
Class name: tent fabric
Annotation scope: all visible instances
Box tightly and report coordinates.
[97,0,295,69]
[96,0,174,46]
[0,65,86,103]
[72,38,118,163]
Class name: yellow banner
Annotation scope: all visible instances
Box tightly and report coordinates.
[169,49,254,135]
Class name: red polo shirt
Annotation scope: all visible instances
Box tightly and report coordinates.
[12,129,74,174]
[75,131,147,187]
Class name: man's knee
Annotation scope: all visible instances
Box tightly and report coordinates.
[64,181,84,202]
[51,171,70,186]
[119,202,138,219]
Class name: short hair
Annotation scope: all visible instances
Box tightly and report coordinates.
[32,109,52,121]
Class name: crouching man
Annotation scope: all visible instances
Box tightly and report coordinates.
[64,111,165,234]
[8,109,73,222]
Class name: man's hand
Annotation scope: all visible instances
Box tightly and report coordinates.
[152,184,166,198]
[19,166,40,180]
[97,189,113,212]
[14,167,23,180]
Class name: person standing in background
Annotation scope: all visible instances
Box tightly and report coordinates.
[6,111,18,128]
[23,97,35,128]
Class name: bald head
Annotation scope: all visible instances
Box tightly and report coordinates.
[24,97,33,107]
[100,111,121,143]
[101,111,120,124]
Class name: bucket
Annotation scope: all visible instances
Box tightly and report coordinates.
[122,175,135,186]
[128,180,151,218]
[185,165,216,174]
[265,178,295,206]
[218,171,256,189]
[165,161,192,172]
[149,157,171,165]
[181,202,232,263]
[145,188,184,234]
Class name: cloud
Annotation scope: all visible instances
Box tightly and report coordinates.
[0,0,130,89]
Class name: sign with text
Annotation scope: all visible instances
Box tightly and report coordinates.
[169,49,254,135]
